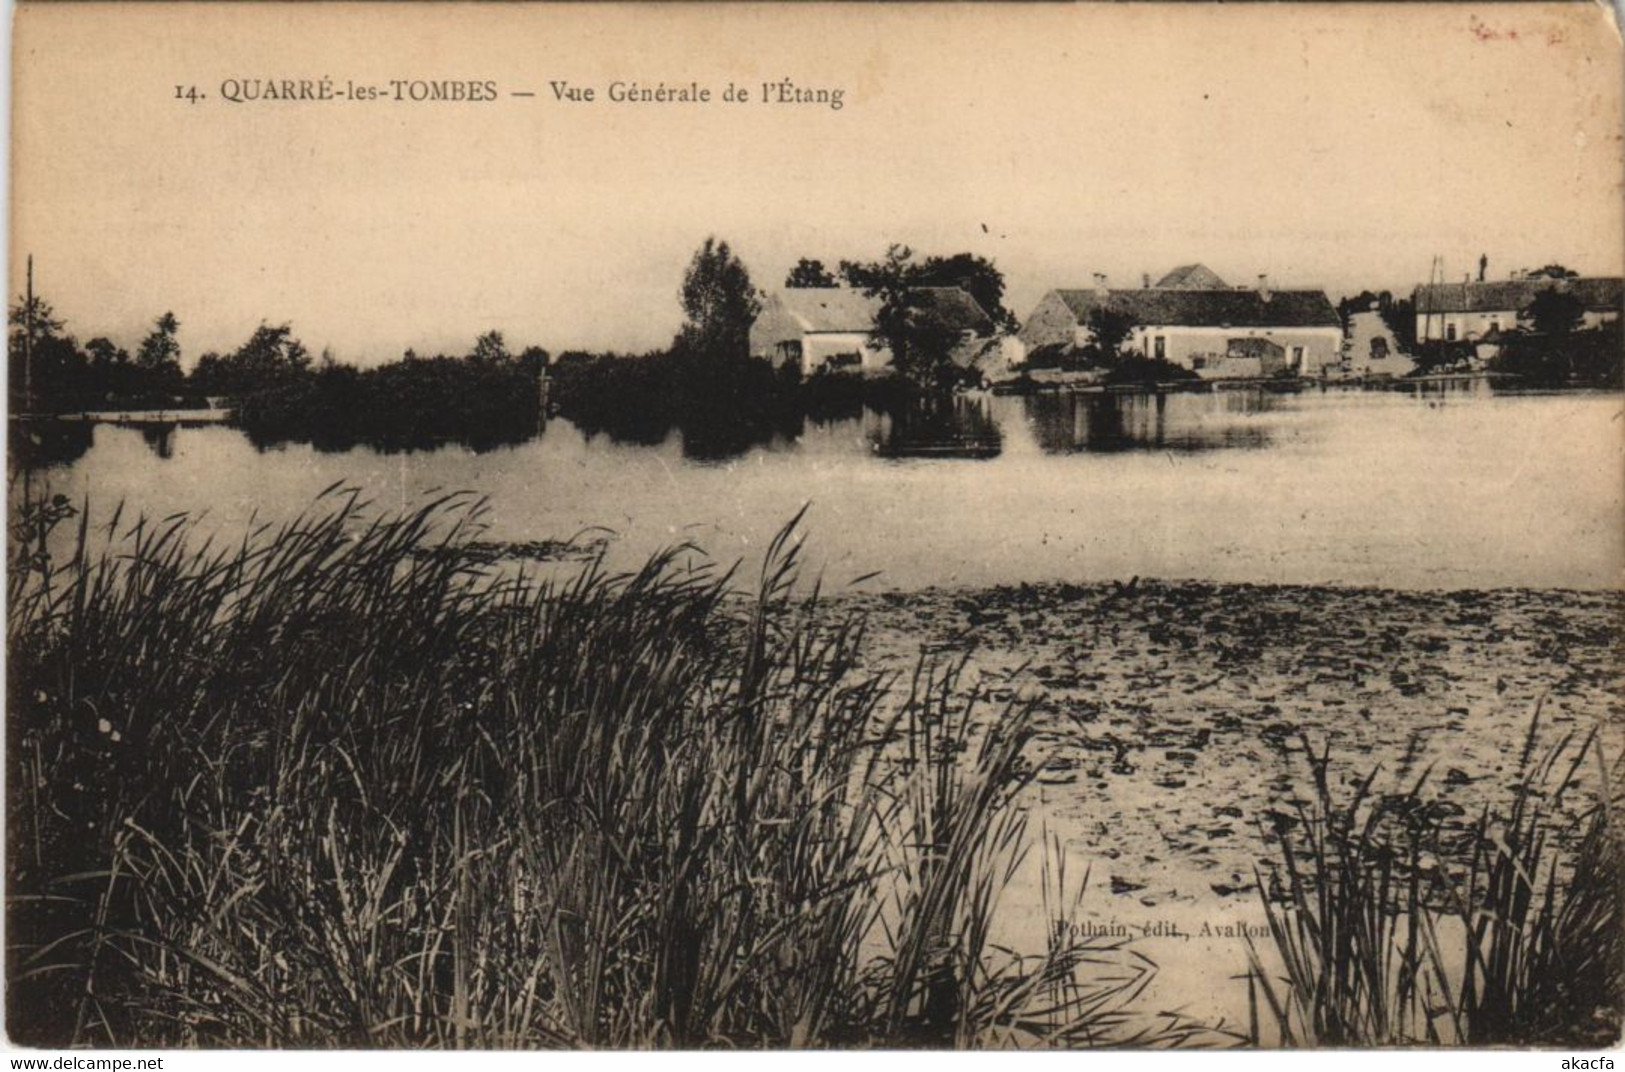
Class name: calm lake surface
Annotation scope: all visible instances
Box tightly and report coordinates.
[13,385,1624,592]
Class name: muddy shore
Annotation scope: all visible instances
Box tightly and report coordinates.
[837,579,1624,1031]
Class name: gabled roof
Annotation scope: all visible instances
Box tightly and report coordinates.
[1051,287,1339,329]
[769,288,882,333]
[763,286,994,335]
[1154,264,1230,289]
[1412,277,1624,315]
[906,287,995,335]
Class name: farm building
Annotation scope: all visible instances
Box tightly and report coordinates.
[749,286,997,376]
[1018,267,1343,377]
[1412,275,1623,344]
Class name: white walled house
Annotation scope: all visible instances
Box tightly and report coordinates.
[1412,276,1623,344]
[749,288,890,374]
[749,286,997,376]
[1018,266,1343,377]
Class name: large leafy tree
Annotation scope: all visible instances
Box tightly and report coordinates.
[8,294,84,411]
[471,329,512,364]
[1083,305,1138,364]
[197,322,311,397]
[8,293,64,353]
[136,312,180,370]
[911,252,1018,332]
[840,245,971,392]
[84,337,128,371]
[785,258,839,288]
[1522,290,1586,336]
[843,251,1016,332]
[135,312,184,391]
[677,236,761,358]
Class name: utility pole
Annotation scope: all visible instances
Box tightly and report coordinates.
[23,254,35,412]
[1427,254,1446,343]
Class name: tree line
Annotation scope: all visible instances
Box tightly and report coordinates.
[8,295,551,452]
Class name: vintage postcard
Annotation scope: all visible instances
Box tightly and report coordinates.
[5,0,1623,1054]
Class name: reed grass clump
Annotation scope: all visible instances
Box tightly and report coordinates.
[1246,712,1623,1047]
[6,487,1173,1049]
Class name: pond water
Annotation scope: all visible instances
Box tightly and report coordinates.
[12,385,1623,1036]
[12,384,1623,592]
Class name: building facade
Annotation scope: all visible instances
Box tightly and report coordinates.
[1018,266,1343,377]
[1412,276,1624,344]
[749,286,996,376]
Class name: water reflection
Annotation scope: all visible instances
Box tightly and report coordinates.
[140,423,178,460]
[572,405,807,463]
[8,420,94,472]
[7,390,1619,592]
[866,395,1003,459]
[1022,390,1275,454]
[1394,376,1500,403]
[243,414,545,457]
[552,383,1296,462]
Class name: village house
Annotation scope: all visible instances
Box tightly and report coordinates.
[749,286,999,376]
[1018,266,1343,378]
[1412,273,1624,346]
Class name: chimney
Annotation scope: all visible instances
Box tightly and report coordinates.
[1142,272,1151,289]
[1092,272,1109,296]
[1257,273,1271,301]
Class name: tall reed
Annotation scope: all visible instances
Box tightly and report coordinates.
[6,487,1184,1048]
[1245,711,1622,1047]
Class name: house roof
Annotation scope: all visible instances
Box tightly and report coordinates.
[906,287,996,335]
[1412,277,1624,315]
[768,288,883,333]
[764,286,994,335]
[1052,287,1340,329]
[1154,264,1230,289]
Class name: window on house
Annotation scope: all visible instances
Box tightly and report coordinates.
[1369,337,1389,360]
[828,352,862,369]
[1153,336,1166,361]
[1446,323,1457,341]
[776,340,804,365]
[1192,355,1206,370]
[1291,345,1306,368]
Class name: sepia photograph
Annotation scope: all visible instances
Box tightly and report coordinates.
[4,0,1623,1054]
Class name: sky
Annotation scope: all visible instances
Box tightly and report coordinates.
[9,2,1624,365]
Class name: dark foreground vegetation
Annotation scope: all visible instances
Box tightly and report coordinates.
[1248,714,1622,1047]
[7,490,1227,1048]
[8,488,1621,1049]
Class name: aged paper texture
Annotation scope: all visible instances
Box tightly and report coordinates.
[6,0,1624,1052]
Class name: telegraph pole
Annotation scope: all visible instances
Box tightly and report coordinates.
[23,254,35,412]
